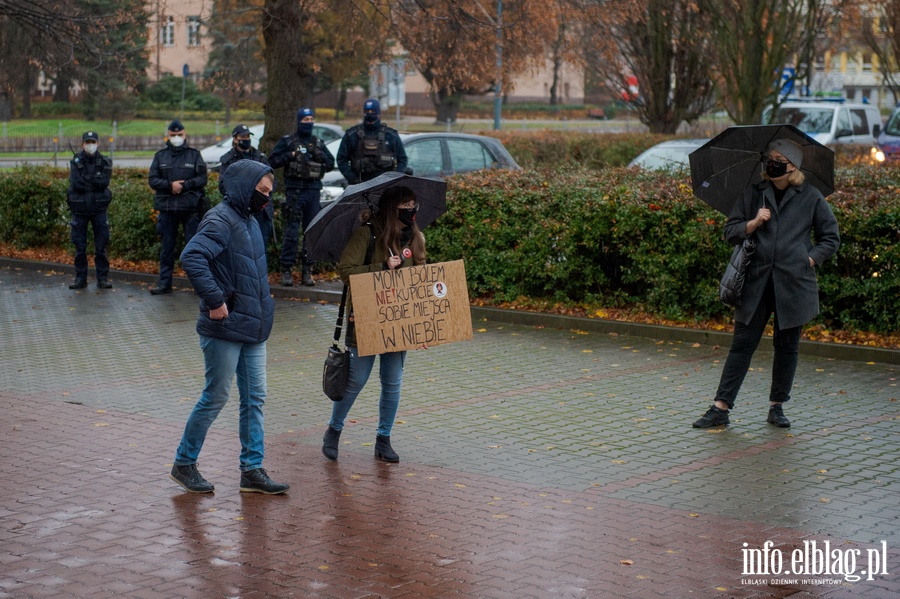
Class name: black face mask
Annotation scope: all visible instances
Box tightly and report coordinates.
[297,122,314,136]
[237,139,252,151]
[364,113,380,125]
[250,190,270,214]
[765,159,789,179]
[398,207,417,227]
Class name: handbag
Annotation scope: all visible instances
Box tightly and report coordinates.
[322,223,376,401]
[322,284,351,401]
[718,238,756,307]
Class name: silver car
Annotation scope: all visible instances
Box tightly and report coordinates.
[199,123,344,170]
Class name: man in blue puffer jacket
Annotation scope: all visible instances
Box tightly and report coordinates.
[169,159,289,495]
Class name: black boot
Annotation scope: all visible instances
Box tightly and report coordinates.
[301,265,315,286]
[239,468,289,494]
[69,278,87,290]
[374,435,399,463]
[281,271,293,286]
[322,426,341,461]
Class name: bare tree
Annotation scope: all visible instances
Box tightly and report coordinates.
[582,0,716,134]
[388,0,559,124]
[860,0,900,100]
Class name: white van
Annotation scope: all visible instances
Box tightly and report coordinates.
[762,100,882,146]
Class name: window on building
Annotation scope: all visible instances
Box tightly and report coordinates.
[160,15,174,47]
[188,16,201,47]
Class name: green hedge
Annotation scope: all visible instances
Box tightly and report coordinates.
[426,166,898,333]
[0,162,897,334]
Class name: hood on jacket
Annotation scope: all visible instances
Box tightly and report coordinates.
[222,159,273,217]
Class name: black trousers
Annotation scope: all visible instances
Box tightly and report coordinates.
[714,278,802,409]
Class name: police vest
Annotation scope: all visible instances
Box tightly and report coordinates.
[351,125,396,176]
[285,135,325,180]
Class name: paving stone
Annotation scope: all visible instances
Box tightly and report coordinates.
[1,266,898,598]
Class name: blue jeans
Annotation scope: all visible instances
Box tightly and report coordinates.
[156,211,199,287]
[329,348,406,437]
[175,336,267,471]
[70,211,110,281]
[714,278,802,409]
[279,188,321,269]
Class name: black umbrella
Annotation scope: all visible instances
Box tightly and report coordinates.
[689,124,834,215]
[305,171,448,263]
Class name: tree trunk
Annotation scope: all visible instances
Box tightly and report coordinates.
[262,0,313,154]
[53,69,72,103]
[20,64,33,118]
[432,88,461,125]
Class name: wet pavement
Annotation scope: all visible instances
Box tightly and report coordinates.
[1,264,898,598]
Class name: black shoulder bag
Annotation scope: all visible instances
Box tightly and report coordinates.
[322,225,375,401]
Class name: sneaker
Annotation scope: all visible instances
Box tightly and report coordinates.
[767,404,791,428]
[69,279,87,290]
[169,464,214,493]
[692,405,730,428]
[281,271,293,286]
[239,468,289,494]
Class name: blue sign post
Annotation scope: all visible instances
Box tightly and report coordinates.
[780,67,795,97]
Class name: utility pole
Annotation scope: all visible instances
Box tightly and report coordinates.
[493,0,503,130]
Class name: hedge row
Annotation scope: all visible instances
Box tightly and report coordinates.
[426,166,898,333]
[0,162,897,333]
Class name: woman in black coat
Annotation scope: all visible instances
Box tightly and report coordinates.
[693,138,840,429]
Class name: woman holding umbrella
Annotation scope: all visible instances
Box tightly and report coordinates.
[693,138,840,429]
[322,185,426,461]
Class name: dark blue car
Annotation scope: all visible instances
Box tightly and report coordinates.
[877,105,900,162]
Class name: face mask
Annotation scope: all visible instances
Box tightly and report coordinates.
[169,135,185,148]
[83,143,98,155]
[398,206,417,227]
[237,139,252,151]
[364,113,379,125]
[765,159,789,179]
[298,122,314,136]
[250,189,270,214]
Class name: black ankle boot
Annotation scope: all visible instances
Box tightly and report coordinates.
[322,426,341,461]
[374,435,399,463]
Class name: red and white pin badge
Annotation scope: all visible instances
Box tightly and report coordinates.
[402,247,412,259]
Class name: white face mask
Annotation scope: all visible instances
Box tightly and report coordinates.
[169,135,185,148]
[83,143,98,155]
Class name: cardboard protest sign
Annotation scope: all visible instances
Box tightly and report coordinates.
[349,260,473,356]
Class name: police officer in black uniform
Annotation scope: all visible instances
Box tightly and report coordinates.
[336,98,407,185]
[67,131,113,289]
[219,124,273,247]
[147,119,208,295]
[269,107,335,286]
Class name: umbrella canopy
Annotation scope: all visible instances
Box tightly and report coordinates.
[689,124,834,215]
[305,171,448,263]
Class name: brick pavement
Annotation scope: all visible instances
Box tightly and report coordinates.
[1,265,898,598]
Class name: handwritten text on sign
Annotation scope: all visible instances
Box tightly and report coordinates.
[349,260,472,356]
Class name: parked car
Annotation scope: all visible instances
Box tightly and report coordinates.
[320,132,521,202]
[876,104,900,163]
[628,139,708,170]
[762,100,882,147]
[199,123,344,170]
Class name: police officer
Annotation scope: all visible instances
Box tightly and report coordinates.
[336,98,407,185]
[269,107,335,287]
[219,124,273,247]
[147,119,209,295]
[67,131,113,289]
